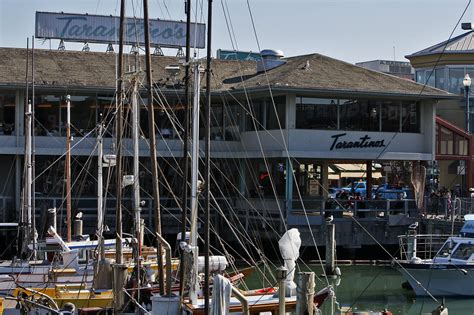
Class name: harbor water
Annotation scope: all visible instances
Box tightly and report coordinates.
[245,264,474,314]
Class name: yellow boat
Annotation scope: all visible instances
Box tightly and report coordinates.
[12,285,114,309]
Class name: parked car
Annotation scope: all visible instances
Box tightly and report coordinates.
[373,184,413,199]
[341,181,368,196]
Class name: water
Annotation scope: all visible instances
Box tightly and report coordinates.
[245,264,474,314]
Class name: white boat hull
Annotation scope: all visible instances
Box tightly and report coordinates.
[397,265,474,296]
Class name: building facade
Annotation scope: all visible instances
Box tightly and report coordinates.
[0,47,454,246]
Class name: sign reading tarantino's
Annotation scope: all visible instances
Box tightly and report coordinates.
[35,11,206,48]
[330,133,387,151]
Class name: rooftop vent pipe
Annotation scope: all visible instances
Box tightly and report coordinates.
[257,49,286,73]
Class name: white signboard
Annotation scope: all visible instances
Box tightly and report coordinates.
[35,11,206,48]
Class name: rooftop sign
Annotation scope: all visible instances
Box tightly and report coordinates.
[35,11,206,48]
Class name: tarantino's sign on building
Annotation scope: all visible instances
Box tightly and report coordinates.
[330,133,387,151]
[35,11,206,48]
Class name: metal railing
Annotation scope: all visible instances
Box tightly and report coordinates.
[398,233,450,260]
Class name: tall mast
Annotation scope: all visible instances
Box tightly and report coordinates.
[65,94,72,242]
[143,0,164,294]
[20,37,29,258]
[113,0,125,311]
[97,118,105,260]
[132,77,141,250]
[97,117,103,231]
[179,0,192,299]
[204,0,213,312]
[31,36,36,257]
[25,99,32,256]
[131,74,142,302]
[189,63,202,305]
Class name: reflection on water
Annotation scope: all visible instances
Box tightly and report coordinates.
[245,264,474,314]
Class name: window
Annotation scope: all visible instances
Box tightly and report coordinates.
[296,97,337,130]
[401,101,420,133]
[266,96,286,130]
[455,134,468,156]
[449,68,464,94]
[451,243,474,260]
[439,127,454,155]
[416,70,425,84]
[435,68,446,90]
[0,94,15,135]
[223,102,241,140]
[339,100,379,131]
[381,101,400,132]
[425,69,436,87]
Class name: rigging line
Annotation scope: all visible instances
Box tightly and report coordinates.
[244,0,328,276]
[311,0,472,184]
[208,191,277,284]
[32,127,99,183]
[346,267,384,312]
[208,79,314,278]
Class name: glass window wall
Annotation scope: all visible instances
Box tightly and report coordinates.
[296,97,337,129]
[401,101,420,133]
[449,68,464,93]
[296,97,420,133]
[381,101,400,132]
[0,94,15,135]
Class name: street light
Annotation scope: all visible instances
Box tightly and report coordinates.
[463,73,472,133]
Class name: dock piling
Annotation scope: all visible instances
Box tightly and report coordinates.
[295,272,315,315]
[325,223,336,276]
[277,266,288,315]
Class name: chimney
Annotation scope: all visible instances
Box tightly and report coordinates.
[257,49,286,73]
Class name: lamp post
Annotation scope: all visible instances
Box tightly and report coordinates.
[463,73,472,133]
[463,73,472,197]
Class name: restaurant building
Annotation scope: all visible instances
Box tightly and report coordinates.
[0,47,455,239]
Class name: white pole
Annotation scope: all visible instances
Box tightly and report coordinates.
[26,100,32,247]
[189,63,201,305]
[97,121,103,233]
[132,79,141,246]
[66,95,72,242]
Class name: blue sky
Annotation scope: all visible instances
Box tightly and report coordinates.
[0,0,472,63]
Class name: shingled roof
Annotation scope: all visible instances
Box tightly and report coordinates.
[0,47,453,98]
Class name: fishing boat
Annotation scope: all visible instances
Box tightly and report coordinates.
[394,214,474,296]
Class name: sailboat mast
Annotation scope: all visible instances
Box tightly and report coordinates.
[189,62,202,305]
[143,0,164,294]
[115,0,125,267]
[65,95,72,242]
[97,119,103,230]
[20,37,29,258]
[132,78,141,250]
[25,99,32,253]
[97,118,105,260]
[31,36,36,257]
[179,0,192,298]
[113,0,125,311]
[204,0,213,312]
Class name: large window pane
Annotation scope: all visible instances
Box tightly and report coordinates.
[455,134,468,156]
[401,101,420,133]
[440,127,454,155]
[245,99,264,131]
[296,97,337,130]
[448,68,464,94]
[425,69,435,87]
[381,101,400,132]
[435,68,446,90]
[0,94,15,135]
[223,102,241,140]
[266,96,286,130]
[416,70,425,84]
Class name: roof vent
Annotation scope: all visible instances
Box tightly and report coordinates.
[257,49,286,73]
